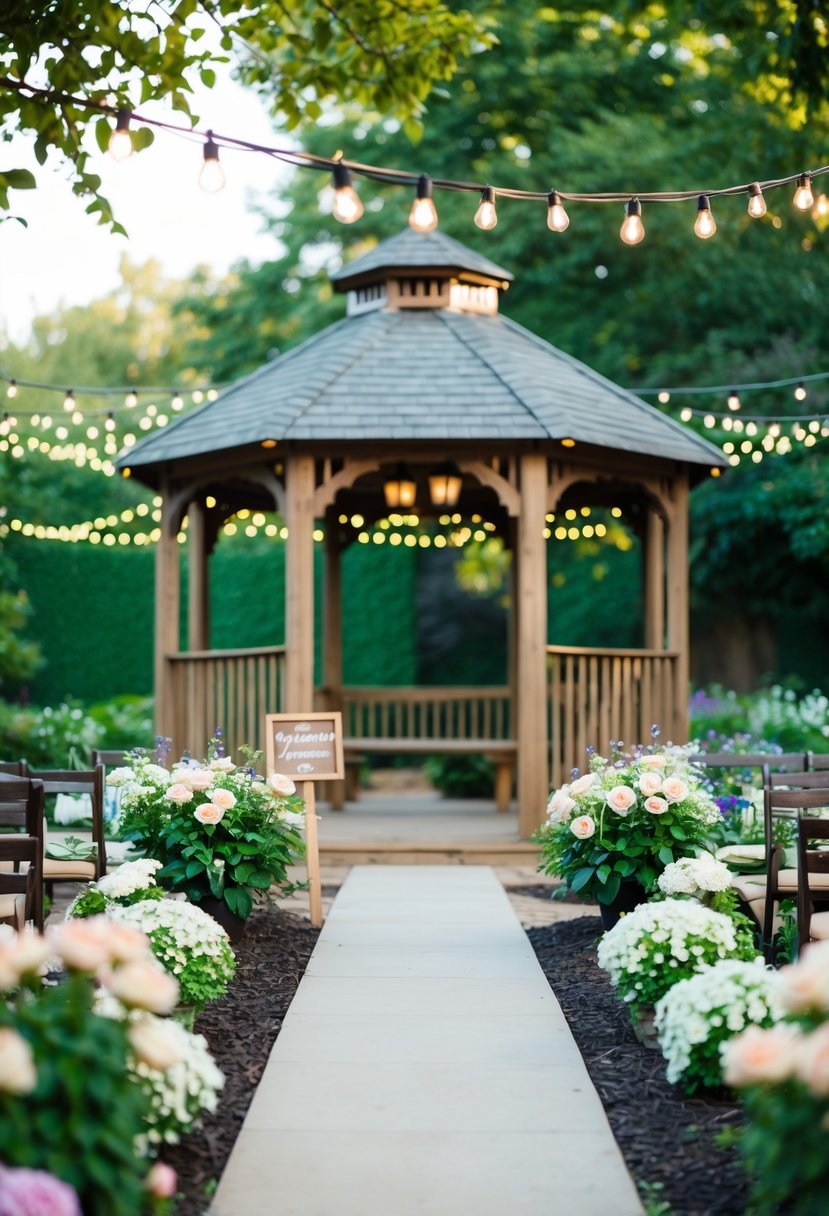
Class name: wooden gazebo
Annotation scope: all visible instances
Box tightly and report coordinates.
[119,228,725,837]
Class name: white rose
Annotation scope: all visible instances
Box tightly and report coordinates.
[269,773,297,796]
[547,787,577,823]
[189,769,214,791]
[0,1027,37,1094]
[568,772,596,798]
[570,815,596,840]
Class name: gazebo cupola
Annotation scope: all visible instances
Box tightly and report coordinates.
[120,227,726,836]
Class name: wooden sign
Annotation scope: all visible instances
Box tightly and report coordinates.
[264,711,344,782]
[264,711,343,930]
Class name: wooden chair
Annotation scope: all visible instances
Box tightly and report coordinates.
[796,810,829,951]
[690,750,807,779]
[0,778,45,929]
[0,836,39,931]
[27,765,107,886]
[90,749,127,768]
[807,752,829,771]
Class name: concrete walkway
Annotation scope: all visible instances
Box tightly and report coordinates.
[210,866,643,1216]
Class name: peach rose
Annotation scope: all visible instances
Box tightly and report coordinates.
[722,1024,799,1088]
[128,1016,184,1072]
[165,783,193,804]
[644,796,669,815]
[269,773,296,797]
[606,785,637,815]
[189,769,214,791]
[211,788,237,810]
[547,787,577,823]
[0,1027,37,1094]
[638,772,663,797]
[146,1162,178,1199]
[795,1024,829,1096]
[49,918,115,974]
[0,929,51,991]
[570,815,596,840]
[640,754,667,769]
[661,777,689,803]
[194,803,225,825]
[105,922,153,964]
[779,941,829,1013]
[568,772,596,798]
[104,959,179,1014]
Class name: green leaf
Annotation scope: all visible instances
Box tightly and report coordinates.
[597,872,621,904]
[658,845,675,866]
[570,866,595,893]
[596,863,612,884]
[3,169,36,190]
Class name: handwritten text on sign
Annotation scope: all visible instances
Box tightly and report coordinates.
[264,712,344,782]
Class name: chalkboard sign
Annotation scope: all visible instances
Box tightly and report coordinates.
[264,711,344,782]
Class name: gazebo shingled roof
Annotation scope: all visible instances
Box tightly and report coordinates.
[120,229,725,476]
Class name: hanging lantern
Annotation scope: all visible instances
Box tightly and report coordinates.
[428,461,462,507]
[383,464,417,509]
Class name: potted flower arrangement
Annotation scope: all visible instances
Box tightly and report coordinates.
[111,736,305,940]
[536,740,721,927]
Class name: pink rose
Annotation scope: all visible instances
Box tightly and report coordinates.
[606,785,637,815]
[547,787,577,823]
[269,772,297,796]
[638,772,663,797]
[189,769,214,791]
[103,959,179,1013]
[0,1027,37,1094]
[165,782,193,804]
[661,777,688,803]
[722,1024,799,1087]
[145,1162,178,1200]
[570,815,596,839]
[644,796,669,815]
[567,772,596,798]
[0,1167,80,1216]
[194,803,225,825]
[211,788,237,810]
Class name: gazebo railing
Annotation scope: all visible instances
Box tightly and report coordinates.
[168,645,286,759]
[547,645,681,788]
[336,686,513,742]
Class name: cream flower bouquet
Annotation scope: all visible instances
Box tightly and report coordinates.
[536,742,721,907]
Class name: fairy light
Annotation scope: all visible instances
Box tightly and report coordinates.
[546,190,569,233]
[63,389,75,411]
[727,390,741,411]
[474,186,497,231]
[108,109,133,161]
[331,161,363,224]
[794,382,807,401]
[199,130,225,194]
[620,197,644,245]
[794,173,814,210]
[6,380,17,399]
[747,182,767,218]
[409,174,438,233]
[694,195,716,239]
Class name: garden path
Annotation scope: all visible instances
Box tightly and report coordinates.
[210,865,643,1216]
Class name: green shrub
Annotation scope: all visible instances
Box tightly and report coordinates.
[424,754,494,798]
[0,698,103,767]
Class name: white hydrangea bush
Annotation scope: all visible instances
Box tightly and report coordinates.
[66,859,165,919]
[112,898,236,1008]
[597,898,760,1012]
[655,958,784,1090]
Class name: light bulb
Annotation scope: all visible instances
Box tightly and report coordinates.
[794,173,814,210]
[331,162,363,223]
[658,391,671,405]
[105,411,116,432]
[546,190,570,233]
[409,174,438,232]
[6,380,17,399]
[171,393,184,410]
[694,194,716,239]
[474,185,497,231]
[794,381,807,401]
[108,109,133,161]
[63,390,75,412]
[620,197,644,245]
[727,390,741,411]
[747,182,766,218]
[125,390,138,408]
[199,132,225,194]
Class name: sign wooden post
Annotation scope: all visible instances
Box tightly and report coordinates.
[264,711,344,928]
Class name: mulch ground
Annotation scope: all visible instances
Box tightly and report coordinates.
[527,915,749,1216]
[162,904,320,1216]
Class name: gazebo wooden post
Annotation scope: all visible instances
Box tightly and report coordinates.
[324,507,346,809]
[643,507,665,650]
[154,485,182,748]
[666,473,690,741]
[516,453,550,837]
[284,453,316,712]
[187,499,210,651]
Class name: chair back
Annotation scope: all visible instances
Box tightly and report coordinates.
[796,811,829,949]
[90,750,127,768]
[26,765,106,879]
[0,835,39,930]
[0,761,29,777]
[0,779,45,928]
[691,751,807,771]
[807,752,829,771]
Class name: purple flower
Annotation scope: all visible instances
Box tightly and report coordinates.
[0,1167,81,1216]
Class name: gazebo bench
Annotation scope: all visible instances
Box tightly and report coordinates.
[339,738,518,813]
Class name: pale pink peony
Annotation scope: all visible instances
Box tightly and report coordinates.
[211,788,237,810]
[269,773,297,796]
[128,1016,184,1072]
[779,940,829,1014]
[568,772,596,798]
[145,1162,178,1200]
[638,772,663,797]
[661,776,689,803]
[48,918,114,974]
[189,769,214,791]
[103,958,179,1014]
[606,785,637,815]
[722,1024,799,1088]
[570,815,596,840]
[547,787,577,823]
[194,803,225,825]
[0,1027,37,1095]
[644,796,669,815]
[0,1166,81,1216]
[165,783,193,804]
[640,754,667,769]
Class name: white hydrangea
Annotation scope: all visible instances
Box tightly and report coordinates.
[97,859,163,901]
[657,851,733,898]
[655,958,784,1085]
[105,766,137,788]
[111,898,236,1007]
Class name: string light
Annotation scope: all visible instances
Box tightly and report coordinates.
[124,390,138,408]
[814,194,829,219]
[794,381,807,401]
[620,197,644,245]
[63,389,74,411]
[727,390,741,411]
[199,130,225,193]
[747,182,767,218]
[474,185,497,231]
[546,190,569,233]
[793,173,814,210]
[408,174,438,233]
[6,380,17,398]
[108,109,133,161]
[331,161,364,224]
[694,194,717,239]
